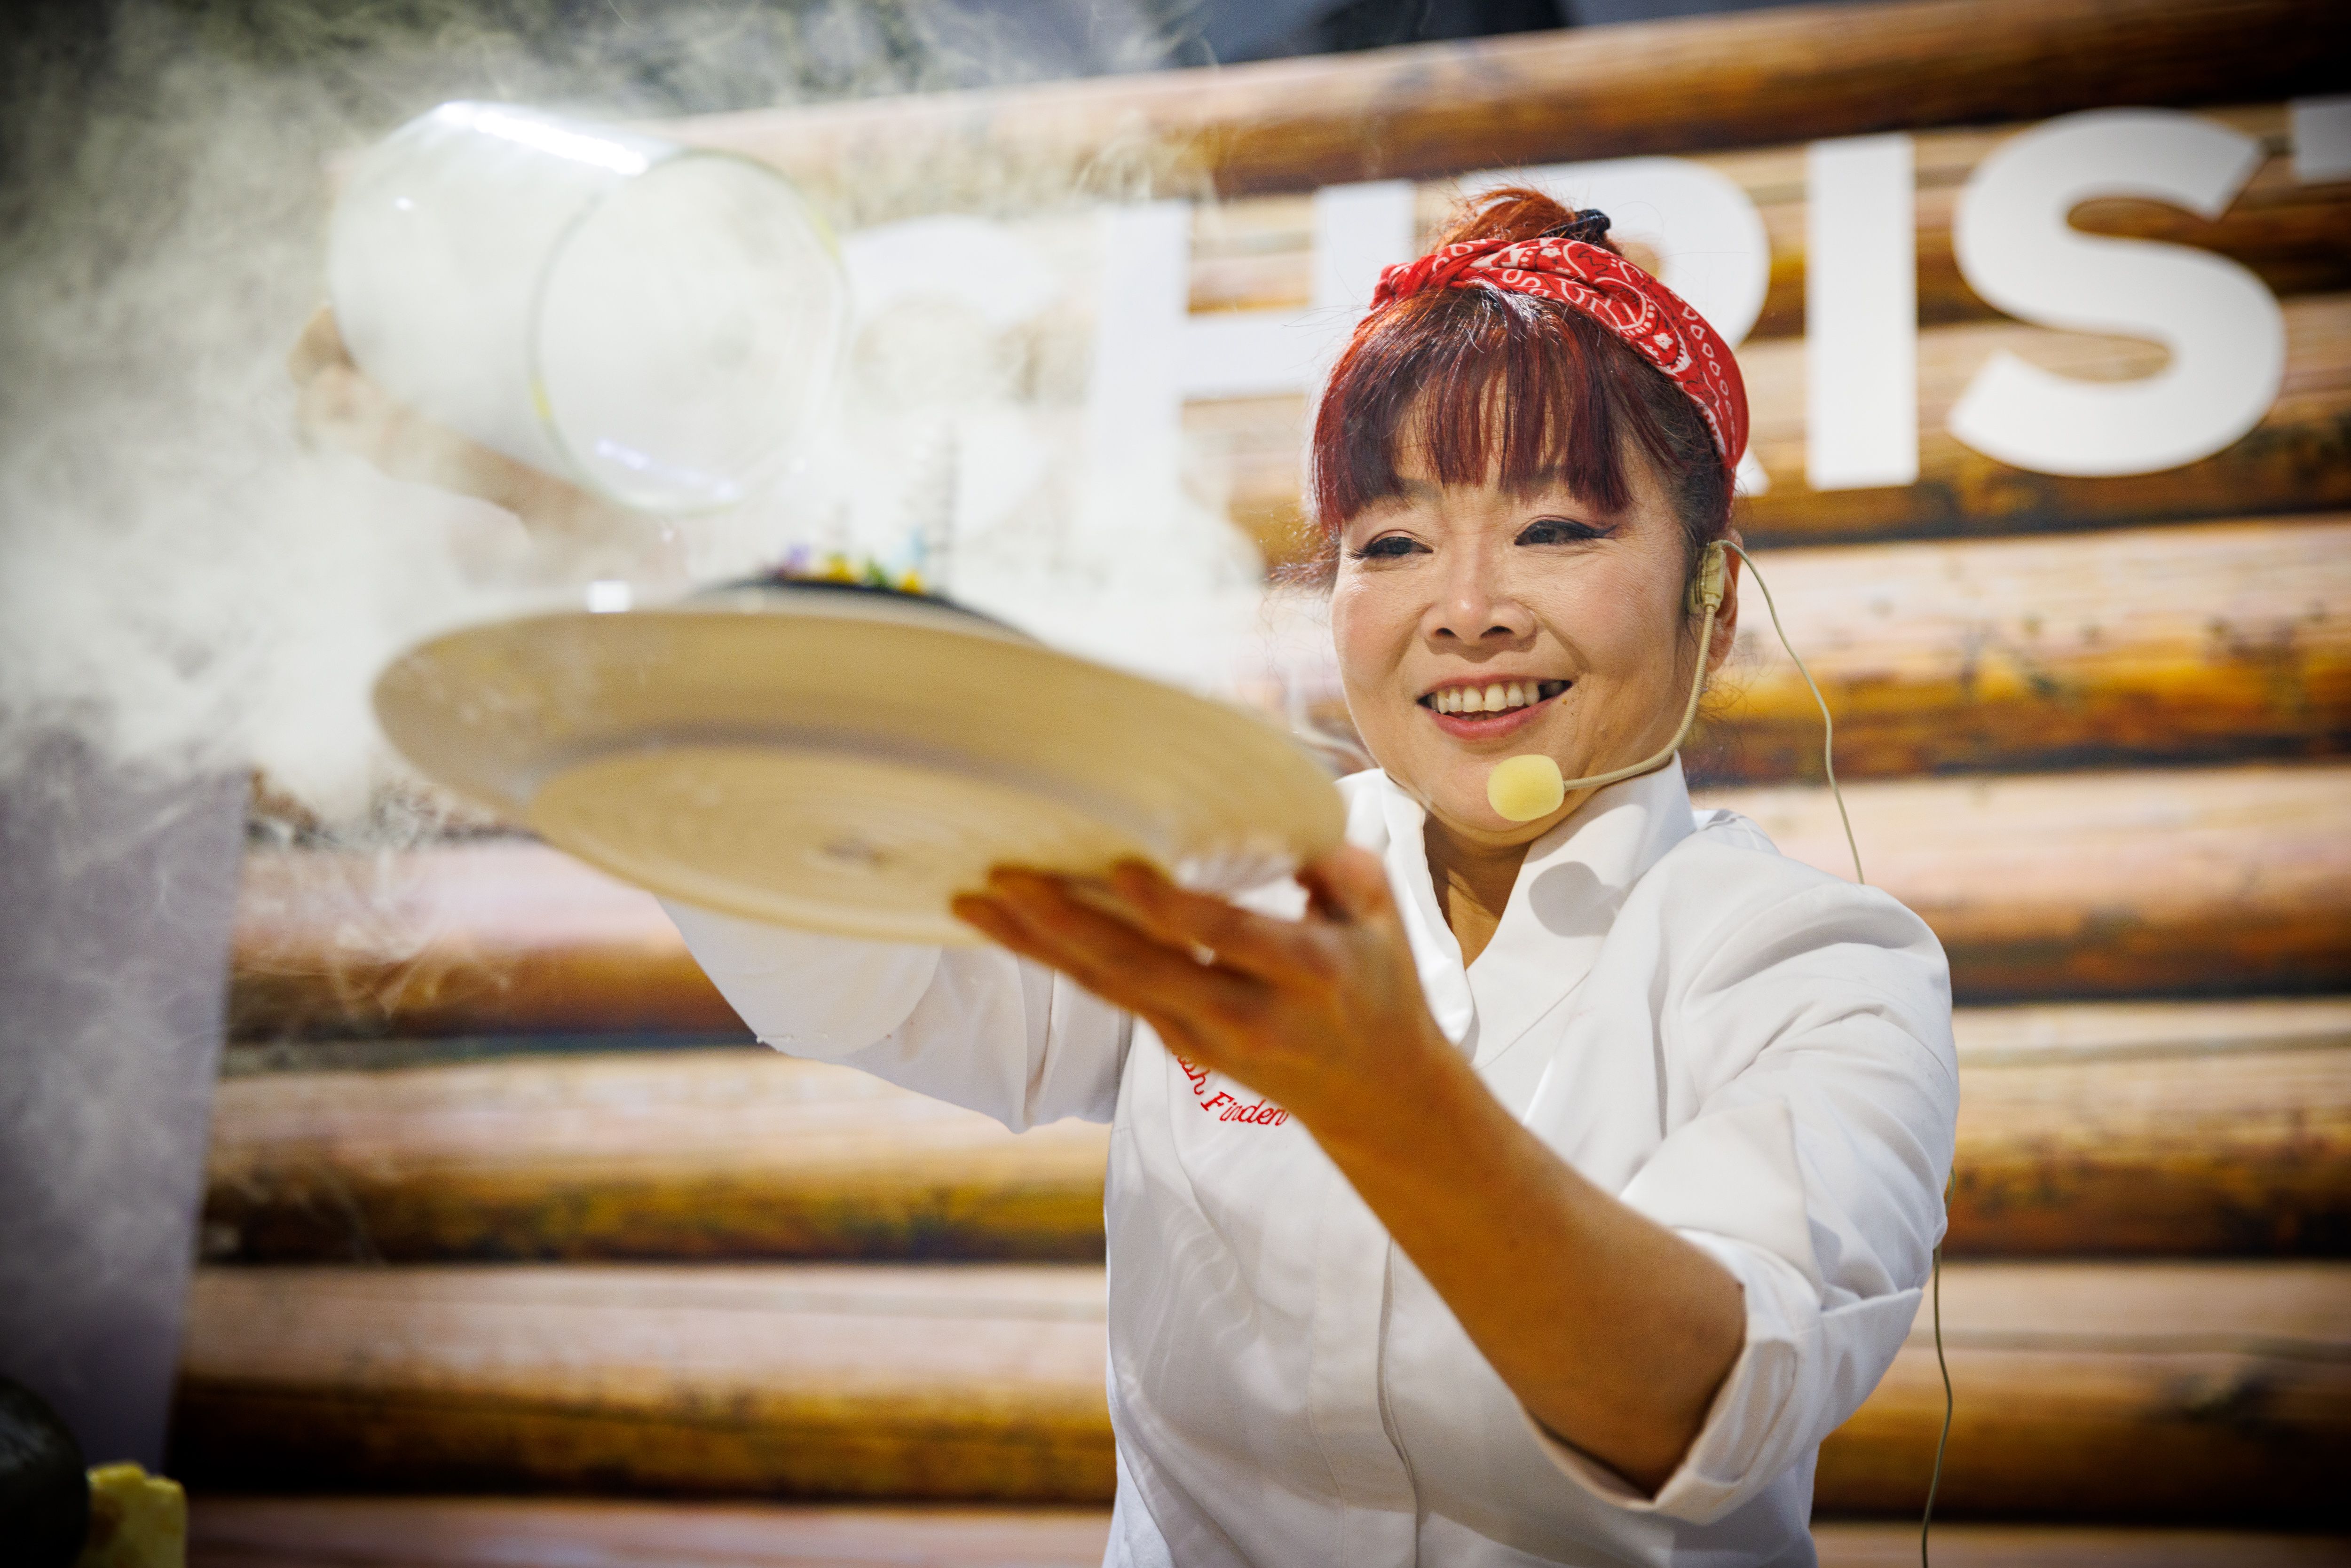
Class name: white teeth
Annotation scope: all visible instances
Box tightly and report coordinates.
[1430,682,1552,715]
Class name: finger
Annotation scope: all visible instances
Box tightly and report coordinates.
[963,894,1253,1088]
[959,887,1128,986]
[1106,861,1325,980]
[980,871,1268,1023]
[1296,844,1397,925]
[952,892,1030,949]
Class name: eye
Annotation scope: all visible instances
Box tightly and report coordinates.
[1348,534,1428,560]
[1515,517,1610,546]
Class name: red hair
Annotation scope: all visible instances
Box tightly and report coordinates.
[1308,188,1733,577]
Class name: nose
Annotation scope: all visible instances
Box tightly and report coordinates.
[1423,540,1534,647]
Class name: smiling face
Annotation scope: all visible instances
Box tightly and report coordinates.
[1330,440,1735,848]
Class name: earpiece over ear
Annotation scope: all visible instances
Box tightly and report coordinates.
[1687,540,1728,617]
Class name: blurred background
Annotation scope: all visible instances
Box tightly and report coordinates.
[0,0,2346,1562]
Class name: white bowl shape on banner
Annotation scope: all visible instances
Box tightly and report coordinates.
[330,102,848,512]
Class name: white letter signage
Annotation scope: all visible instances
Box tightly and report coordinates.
[1949,109,2283,477]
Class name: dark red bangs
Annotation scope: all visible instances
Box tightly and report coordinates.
[1310,283,1702,534]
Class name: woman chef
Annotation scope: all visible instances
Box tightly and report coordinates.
[664,190,1959,1568]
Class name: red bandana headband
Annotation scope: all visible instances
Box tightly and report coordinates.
[1369,236,1749,473]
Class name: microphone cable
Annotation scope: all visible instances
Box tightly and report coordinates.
[1723,543,1950,1568]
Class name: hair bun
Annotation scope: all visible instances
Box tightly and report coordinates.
[1544,209,1612,245]
[1430,188,1624,258]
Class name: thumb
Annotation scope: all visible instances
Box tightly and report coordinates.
[1298,843,1396,925]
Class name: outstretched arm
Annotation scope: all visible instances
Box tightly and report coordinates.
[955,850,1743,1494]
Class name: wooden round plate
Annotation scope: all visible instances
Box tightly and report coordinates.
[373,581,1346,944]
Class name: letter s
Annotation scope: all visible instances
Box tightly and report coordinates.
[1949,109,2283,477]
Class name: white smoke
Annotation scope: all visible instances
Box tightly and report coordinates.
[0,0,1252,838]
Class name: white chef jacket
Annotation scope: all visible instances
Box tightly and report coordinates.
[663,758,1957,1568]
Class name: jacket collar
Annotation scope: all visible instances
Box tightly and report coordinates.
[1368,758,1698,1067]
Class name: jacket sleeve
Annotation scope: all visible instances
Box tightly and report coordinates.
[1528,871,1958,1523]
[661,898,1132,1130]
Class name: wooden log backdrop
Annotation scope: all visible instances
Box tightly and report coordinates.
[229,843,743,1039]
[200,0,2351,1528]
[1707,764,2351,1000]
[169,1260,2351,1522]
[1183,105,2351,564]
[1259,515,2351,784]
[1819,1262,2351,1522]
[1690,519,2351,784]
[662,0,2348,215]
[672,88,2351,576]
[203,1048,1112,1265]
[187,1497,1123,1568]
[199,1001,2351,1266]
[1949,1001,2351,1256]
[227,763,2351,1035]
[180,1498,2351,1568]
[172,1265,1115,1503]
[1205,294,2351,567]
[1183,109,2350,337]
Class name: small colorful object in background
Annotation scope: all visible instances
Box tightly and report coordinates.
[75,1464,186,1568]
[757,547,935,599]
[0,1378,185,1568]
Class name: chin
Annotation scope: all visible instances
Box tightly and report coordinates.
[1407,765,1507,833]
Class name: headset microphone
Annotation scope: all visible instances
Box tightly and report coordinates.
[1486,541,1732,823]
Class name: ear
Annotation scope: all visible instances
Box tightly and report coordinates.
[1704,532,1743,676]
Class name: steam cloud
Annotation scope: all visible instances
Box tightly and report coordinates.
[0,0,1266,841]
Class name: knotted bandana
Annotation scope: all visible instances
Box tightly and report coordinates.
[1369,236,1749,473]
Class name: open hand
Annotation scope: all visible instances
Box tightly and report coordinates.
[952,847,1455,1137]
